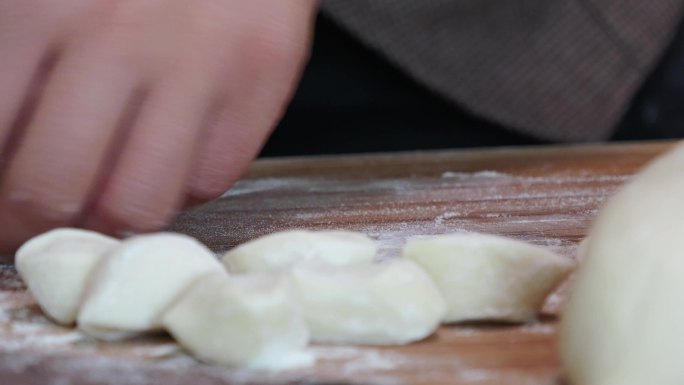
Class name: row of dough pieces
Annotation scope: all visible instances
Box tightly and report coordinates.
[16,228,574,369]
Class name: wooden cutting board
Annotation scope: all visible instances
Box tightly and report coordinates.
[0,141,675,385]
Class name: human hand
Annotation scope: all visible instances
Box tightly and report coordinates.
[0,0,317,253]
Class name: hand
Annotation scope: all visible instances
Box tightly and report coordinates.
[0,0,317,253]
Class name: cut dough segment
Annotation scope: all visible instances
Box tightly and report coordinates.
[78,233,224,340]
[289,259,446,345]
[560,143,684,385]
[222,230,377,273]
[162,273,310,369]
[15,228,120,325]
[403,233,574,323]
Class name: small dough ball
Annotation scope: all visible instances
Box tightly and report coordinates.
[15,228,120,325]
[162,273,310,369]
[560,143,684,385]
[403,233,574,323]
[78,233,224,340]
[289,259,446,345]
[222,230,377,273]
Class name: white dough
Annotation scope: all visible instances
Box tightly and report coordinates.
[222,230,377,273]
[78,233,224,340]
[289,259,446,345]
[15,228,120,325]
[560,143,684,385]
[162,273,310,369]
[576,237,591,260]
[402,233,574,323]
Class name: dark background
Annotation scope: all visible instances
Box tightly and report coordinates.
[260,13,684,157]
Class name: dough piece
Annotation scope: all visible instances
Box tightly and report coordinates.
[162,273,310,369]
[560,143,684,385]
[576,237,591,260]
[15,228,120,325]
[78,233,224,340]
[403,233,574,323]
[289,259,446,345]
[222,230,377,273]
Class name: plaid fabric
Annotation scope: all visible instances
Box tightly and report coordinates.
[322,0,684,141]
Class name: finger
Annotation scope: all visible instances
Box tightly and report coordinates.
[0,47,139,250]
[184,97,267,202]
[85,74,213,235]
[186,7,315,201]
[0,38,52,159]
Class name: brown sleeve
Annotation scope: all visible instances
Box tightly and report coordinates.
[321,0,684,141]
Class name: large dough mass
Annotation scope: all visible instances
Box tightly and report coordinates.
[561,143,684,385]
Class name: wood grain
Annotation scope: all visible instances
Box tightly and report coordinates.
[0,140,676,385]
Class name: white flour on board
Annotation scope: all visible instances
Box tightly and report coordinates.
[0,167,623,384]
[207,170,621,252]
[441,170,511,179]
